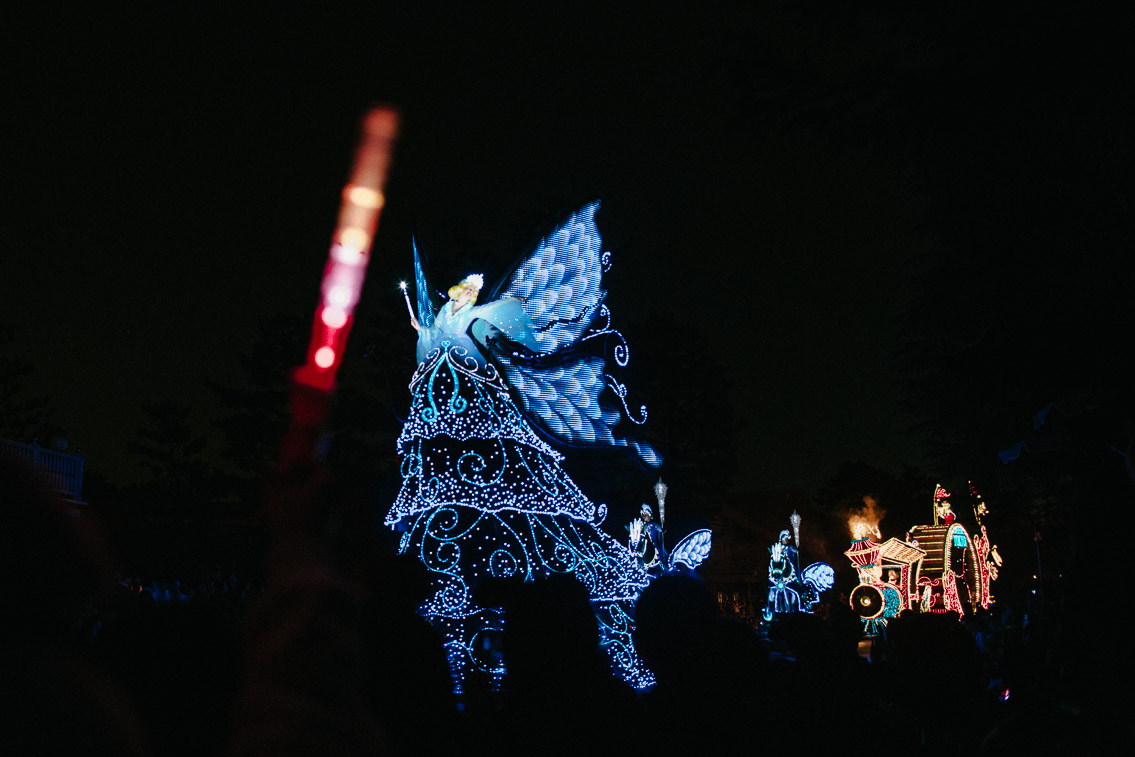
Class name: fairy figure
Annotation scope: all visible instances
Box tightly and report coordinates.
[388,202,660,691]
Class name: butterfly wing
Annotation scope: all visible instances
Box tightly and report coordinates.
[413,236,436,329]
[801,562,835,592]
[497,201,607,355]
[669,529,713,571]
[490,201,661,467]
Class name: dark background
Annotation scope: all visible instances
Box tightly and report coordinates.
[6,4,1132,577]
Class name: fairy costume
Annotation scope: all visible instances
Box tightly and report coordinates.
[388,203,658,690]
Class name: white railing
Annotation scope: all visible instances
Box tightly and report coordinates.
[0,438,85,503]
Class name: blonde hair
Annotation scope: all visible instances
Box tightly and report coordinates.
[448,280,480,304]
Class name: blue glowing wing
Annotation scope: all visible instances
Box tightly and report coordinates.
[801,562,835,592]
[489,202,661,467]
[669,529,712,570]
[496,201,607,355]
[413,236,436,329]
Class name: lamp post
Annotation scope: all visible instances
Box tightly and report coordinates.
[654,478,667,528]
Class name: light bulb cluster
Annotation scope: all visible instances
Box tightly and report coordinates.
[909,523,977,619]
[388,344,602,525]
[389,340,654,691]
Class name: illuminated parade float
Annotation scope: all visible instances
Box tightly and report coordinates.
[626,478,713,579]
[846,484,1001,636]
[763,512,834,621]
[389,202,702,691]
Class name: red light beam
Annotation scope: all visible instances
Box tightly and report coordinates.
[280,106,399,472]
[294,106,399,393]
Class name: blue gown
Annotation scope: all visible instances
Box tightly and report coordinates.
[388,296,652,690]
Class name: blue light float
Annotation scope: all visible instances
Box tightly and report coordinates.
[388,202,662,691]
[626,478,713,579]
[763,512,833,621]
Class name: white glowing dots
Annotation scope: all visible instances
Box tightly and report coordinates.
[387,201,668,689]
[344,184,384,209]
[321,307,348,329]
[313,346,336,369]
[390,339,653,689]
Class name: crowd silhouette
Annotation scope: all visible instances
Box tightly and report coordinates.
[2,448,1093,755]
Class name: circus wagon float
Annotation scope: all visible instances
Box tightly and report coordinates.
[845,484,1002,636]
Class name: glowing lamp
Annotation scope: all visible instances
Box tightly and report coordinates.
[653,478,667,526]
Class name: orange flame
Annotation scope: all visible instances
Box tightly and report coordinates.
[847,495,886,540]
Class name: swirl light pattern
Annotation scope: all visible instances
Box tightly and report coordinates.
[390,342,654,690]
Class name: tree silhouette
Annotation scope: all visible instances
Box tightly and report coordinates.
[0,323,50,442]
[127,399,216,506]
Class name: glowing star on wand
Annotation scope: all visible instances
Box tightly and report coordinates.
[399,281,415,320]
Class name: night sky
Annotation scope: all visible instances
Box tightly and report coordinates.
[7,5,1131,503]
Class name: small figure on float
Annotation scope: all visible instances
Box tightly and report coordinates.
[628,503,668,577]
[767,528,802,614]
[627,478,713,579]
[933,485,956,524]
[763,511,834,621]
